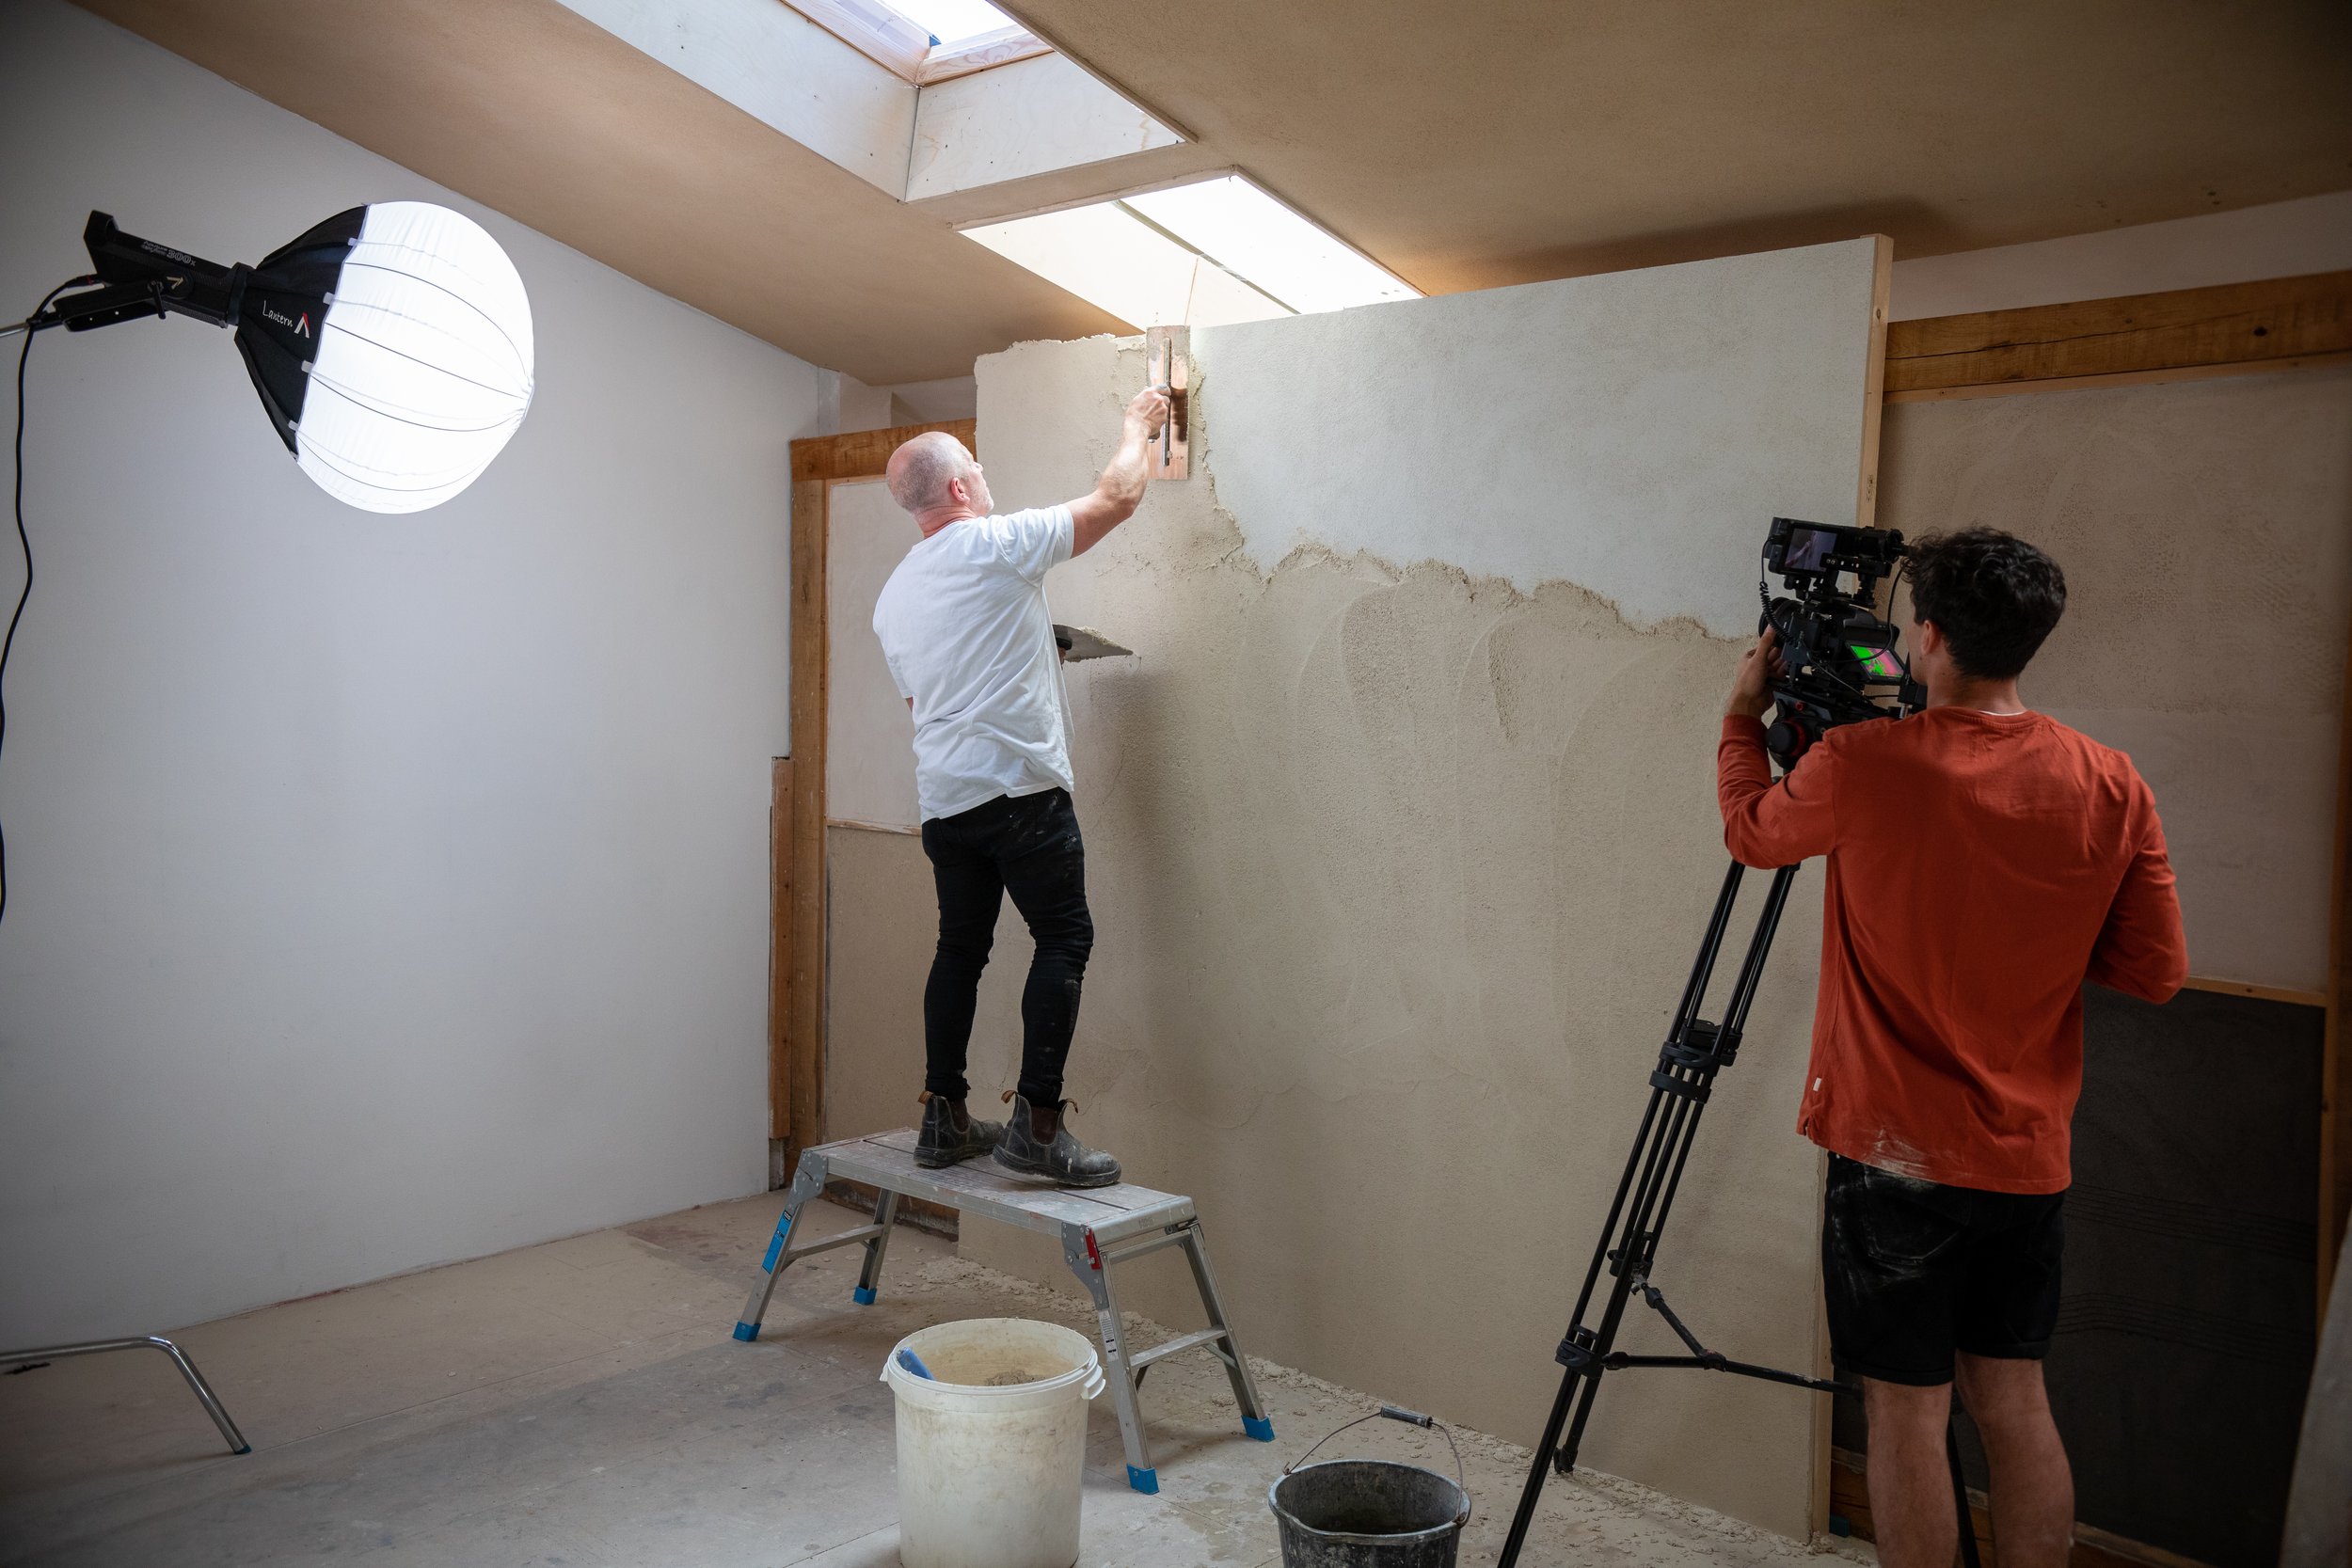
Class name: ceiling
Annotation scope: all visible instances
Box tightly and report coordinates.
[1005,0,2352,296]
[78,0,2352,381]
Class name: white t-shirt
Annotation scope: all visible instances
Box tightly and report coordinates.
[872,506,1077,822]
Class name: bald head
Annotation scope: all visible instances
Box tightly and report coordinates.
[886,432,977,516]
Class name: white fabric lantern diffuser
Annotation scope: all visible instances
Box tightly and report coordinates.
[236,203,535,513]
[57,203,534,514]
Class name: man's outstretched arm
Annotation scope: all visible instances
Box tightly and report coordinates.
[1068,388,1170,555]
[1718,629,1838,867]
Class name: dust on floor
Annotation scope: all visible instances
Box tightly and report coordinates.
[0,1191,1875,1566]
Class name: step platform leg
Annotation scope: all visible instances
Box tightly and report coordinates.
[852,1187,898,1306]
[1180,1218,1274,1442]
[734,1156,827,1341]
[1066,1226,1158,1494]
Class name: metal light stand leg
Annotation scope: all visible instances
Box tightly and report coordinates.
[0,1337,250,1455]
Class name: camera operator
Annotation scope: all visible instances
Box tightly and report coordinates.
[1718,528,2186,1568]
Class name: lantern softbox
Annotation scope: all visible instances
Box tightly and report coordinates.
[46,202,534,514]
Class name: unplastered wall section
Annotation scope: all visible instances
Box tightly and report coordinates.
[1881,367,2352,993]
[823,239,1887,1535]
[0,1,839,1344]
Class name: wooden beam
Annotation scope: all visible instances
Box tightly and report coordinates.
[787,476,828,1168]
[1855,234,1891,527]
[1883,271,2352,398]
[768,757,793,1142]
[791,419,977,483]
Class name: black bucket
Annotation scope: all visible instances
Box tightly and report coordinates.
[1267,1408,1470,1568]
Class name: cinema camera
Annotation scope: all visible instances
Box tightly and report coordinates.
[1758,516,1926,768]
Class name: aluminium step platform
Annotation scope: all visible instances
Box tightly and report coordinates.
[732,1128,1272,1492]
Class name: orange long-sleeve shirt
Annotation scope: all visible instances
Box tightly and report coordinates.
[1718,708,2186,1194]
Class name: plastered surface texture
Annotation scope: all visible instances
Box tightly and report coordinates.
[1881,367,2352,994]
[823,240,1885,1537]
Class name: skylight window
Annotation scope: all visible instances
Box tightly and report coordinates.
[961,175,1419,330]
[891,0,1017,45]
[787,0,1046,83]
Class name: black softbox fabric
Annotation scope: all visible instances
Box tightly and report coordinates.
[230,207,366,452]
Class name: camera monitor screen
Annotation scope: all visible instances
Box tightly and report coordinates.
[1783,525,1838,572]
[1850,644,1904,680]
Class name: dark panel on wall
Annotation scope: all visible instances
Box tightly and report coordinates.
[1830,985,2321,1567]
[2053,984,2319,1566]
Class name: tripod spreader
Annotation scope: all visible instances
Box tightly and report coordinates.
[1499,859,1814,1565]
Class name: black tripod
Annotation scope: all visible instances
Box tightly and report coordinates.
[1495,859,1981,1568]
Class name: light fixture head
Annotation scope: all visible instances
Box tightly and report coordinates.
[45,203,535,515]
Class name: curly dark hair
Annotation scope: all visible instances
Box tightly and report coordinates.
[1904,528,2067,681]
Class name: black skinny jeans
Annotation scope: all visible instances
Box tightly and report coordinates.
[920,787,1094,1106]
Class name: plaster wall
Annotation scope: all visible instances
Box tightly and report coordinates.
[1880,368,2352,993]
[824,243,1889,1536]
[0,4,837,1344]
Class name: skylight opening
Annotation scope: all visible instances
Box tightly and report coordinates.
[961,175,1419,330]
[891,0,1017,45]
[787,0,1047,84]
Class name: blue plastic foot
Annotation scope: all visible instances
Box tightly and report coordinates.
[231,1444,253,1456]
[732,1321,760,1341]
[1126,1465,1159,1495]
[852,1286,878,1306]
[1243,1416,1275,1442]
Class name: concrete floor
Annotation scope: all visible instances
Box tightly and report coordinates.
[0,1191,1871,1566]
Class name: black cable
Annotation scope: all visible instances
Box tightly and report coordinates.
[2,281,89,927]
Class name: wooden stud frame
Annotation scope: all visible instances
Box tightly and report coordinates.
[771,419,977,1172]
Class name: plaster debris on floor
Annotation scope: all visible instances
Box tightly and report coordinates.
[0,1191,1875,1567]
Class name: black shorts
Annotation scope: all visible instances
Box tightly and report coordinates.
[1821,1153,2066,1387]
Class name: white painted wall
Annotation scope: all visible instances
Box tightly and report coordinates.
[906,52,1184,202]
[1890,189,2352,320]
[0,2,837,1345]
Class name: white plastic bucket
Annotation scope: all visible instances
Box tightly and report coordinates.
[882,1317,1106,1568]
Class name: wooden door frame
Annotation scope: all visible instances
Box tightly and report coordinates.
[771,420,977,1174]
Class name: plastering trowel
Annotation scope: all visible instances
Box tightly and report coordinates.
[1053,625,1133,662]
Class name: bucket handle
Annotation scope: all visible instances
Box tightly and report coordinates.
[1283,1405,1470,1528]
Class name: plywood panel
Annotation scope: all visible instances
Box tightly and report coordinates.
[825,479,924,831]
[1880,366,2352,994]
